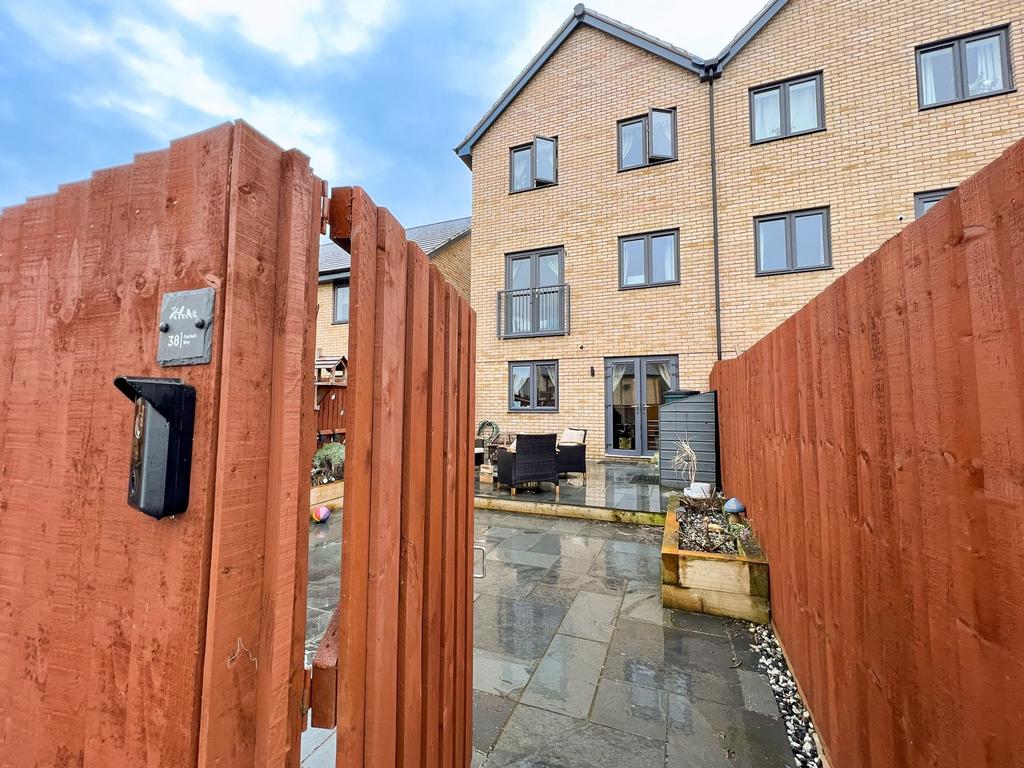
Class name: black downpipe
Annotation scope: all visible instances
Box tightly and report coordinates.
[708,69,723,361]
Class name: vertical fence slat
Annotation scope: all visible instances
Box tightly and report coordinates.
[398,242,430,768]
[422,267,448,766]
[335,187,378,768]
[364,209,408,766]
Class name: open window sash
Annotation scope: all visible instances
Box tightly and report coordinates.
[647,108,675,161]
[532,135,557,185]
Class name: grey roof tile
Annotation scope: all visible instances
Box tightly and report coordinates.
[318,216,470,276]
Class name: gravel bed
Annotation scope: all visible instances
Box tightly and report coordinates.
[748,624,823,768]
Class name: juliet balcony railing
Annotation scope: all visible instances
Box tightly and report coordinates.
[496,284,570,339]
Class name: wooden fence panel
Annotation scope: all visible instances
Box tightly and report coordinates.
[0,122,320,768]
[329,188,476,768]
[710,138,1024,768]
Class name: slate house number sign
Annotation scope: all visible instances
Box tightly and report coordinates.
[157,287,215,366]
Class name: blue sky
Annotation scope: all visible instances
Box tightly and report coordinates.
[0,0,766,227]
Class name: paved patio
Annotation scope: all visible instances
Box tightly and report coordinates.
[474,459,673,515]
[301,509,794,767]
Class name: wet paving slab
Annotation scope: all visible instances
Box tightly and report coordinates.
[302,508,795,767]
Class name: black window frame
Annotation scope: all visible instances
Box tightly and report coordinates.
[749,72,825,144]
[754,207,833,276]
[916,26,1014,110]
[332,278,350,324]
[914,188,955,218]
[508,360,559,412]
[617,107,677,171]
[617,229,680,290]
[508,135,558,193]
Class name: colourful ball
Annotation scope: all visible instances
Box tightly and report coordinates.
[311,505,332,523]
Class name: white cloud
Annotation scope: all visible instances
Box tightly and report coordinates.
[163,0,402,66]
[5,1,386,182]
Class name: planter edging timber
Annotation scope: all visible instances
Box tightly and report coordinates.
[661,502,770,624]
[310,479,344,508]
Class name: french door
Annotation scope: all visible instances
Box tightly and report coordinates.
[604,355,678,456]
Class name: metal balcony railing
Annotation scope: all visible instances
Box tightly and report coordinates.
[496,284,570,339]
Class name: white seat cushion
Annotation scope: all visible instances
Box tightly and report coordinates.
[559,427,586,446]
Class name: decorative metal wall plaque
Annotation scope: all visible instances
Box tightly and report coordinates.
[157,288,215,366]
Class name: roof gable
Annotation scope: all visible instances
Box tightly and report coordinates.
[453,1,792,168]
[454,4,706,168]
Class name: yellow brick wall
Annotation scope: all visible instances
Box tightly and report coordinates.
[315,281,349,358]
[431,232,472,299]
[715,0,1024,356]
[468,3,1023,456]
[471,25,715,456]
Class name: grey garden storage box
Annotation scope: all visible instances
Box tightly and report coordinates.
[659,391,719,489]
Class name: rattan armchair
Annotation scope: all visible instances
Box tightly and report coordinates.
[495,433,559,497]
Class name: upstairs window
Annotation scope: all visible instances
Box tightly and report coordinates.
[333,280,350,323]
[755,208,832,276]
[618,230,679,289]
[618,108,676,170]
[917,27,1012,108]
[509,136,557,192]
[914,188,954,218]
[750,73,824,143]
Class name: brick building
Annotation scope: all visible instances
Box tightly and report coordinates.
[315,216,471,358]
[456,0,1022,457]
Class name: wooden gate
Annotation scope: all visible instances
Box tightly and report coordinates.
[0,122,476,767]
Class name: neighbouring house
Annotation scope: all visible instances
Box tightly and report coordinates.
[316,216,471,357]
[456,0,1022,458]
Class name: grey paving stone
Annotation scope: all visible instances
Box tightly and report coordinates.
[622,582,733,637]
[738,668,781,718]
[473,593,568,660]
[300,714,333,761]
[473,559,550,600]
[559,590,621,643]
[524,584,579,609]
[300,731,336,767]
[494,530,548,552]
[669,695,796,767]
[529,532,607,561]
[603,619,743,705]
[473,690,516,753]
[519,634,607,718]
[473,648,535,699]
[590,678,668,741]
[471,750,486,767]
[589,539,663,583]
[486,703,666,768]
[539,563,626,595]
[487,546,559,570]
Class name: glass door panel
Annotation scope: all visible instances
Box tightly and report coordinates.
[606,356,678,456]
[537,252,561,332]
[607,360,638,454]
[642,359,674,453]
[507,256,533,334]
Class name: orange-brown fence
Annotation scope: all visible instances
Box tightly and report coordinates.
[0,121,320,766]
[0,122,476,768]
[710,138,1024,768]
[315,381,347,441]
[313,187,476,768]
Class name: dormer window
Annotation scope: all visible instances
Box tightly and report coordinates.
[509,136,557,192]
[617,108,676,170]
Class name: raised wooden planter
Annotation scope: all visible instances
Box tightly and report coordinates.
[661,505,770,624]
[310,480,344,507]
